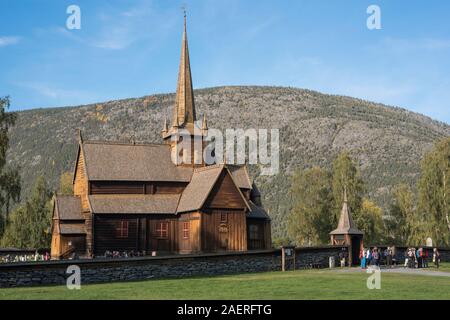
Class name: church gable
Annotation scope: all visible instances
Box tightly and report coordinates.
[204,169,249,210]
[73,145,90,212]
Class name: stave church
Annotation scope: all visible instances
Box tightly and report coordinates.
[50,15,272,259]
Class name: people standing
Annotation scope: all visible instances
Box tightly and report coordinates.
[384,247,392,268]
[416,248,422,268]
[433,248,440,269]
[404,248,409,267]
[360,247,366,269]
[372,247,380,267]
[367,248,372,267]
[423,248,429,268]
[412,248,417,268]
[339,248,346,267]
[391,246,397,266]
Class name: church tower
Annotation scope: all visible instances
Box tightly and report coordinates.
[162,12,207,166]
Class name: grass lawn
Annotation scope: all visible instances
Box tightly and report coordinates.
[1,264,449,300]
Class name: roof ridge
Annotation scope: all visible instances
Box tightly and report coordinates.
[89,194,180,198]
[194,164,224,172]
[55,195,81,198]
[83,140,168,147]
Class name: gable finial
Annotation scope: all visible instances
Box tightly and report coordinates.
[77,129,83,143]
[202,113,208,133]
[162,116,168,134]
[343,185,348,203]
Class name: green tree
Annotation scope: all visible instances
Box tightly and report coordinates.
[388,183,428,246]
[1,176,52,248]
[58,171,74,195]
[288,167,333,246]
[356,198,384,244]
[386,184,417,245]
[417,137,450,246]
[331,151,365,225]
[0,96,21,236]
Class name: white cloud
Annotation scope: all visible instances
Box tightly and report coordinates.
[13,81,99,105]
[371,37,450,54]
[0,36,21,47]
[90,0,176,50]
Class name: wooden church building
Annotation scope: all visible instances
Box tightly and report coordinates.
[50,15,272,259]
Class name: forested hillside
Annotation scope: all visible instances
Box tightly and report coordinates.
[7,86,450,239]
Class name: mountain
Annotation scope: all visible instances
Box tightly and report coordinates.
[6,86,450,239]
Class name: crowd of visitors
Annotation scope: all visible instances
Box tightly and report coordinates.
[404,247,441,269]
[103,250,146,258]
[359,246,387,268]
[0,249,152,263]
[359,246,441,269]
[0,251,50,263]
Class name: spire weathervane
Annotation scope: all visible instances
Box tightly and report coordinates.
[181,4,187,20]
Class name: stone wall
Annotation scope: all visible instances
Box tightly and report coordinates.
[0,246,345,288]
[2,246,448,288]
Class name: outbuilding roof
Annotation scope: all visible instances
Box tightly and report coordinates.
[55,195,83,220]
[59,224,86,235]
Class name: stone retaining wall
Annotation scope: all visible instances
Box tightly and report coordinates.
[0,246,345,288]
[2,246,447,288]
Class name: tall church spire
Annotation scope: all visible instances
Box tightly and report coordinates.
[172,11,196,127]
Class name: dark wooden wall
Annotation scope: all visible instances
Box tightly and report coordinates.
[90,181,187,195]
[94,216,139,255]
[147,217,178,253]
[201,209,247,252]
[94,215,185,256]
[178,212,201,254]
[61,236,86,255]
[247,219,271,250]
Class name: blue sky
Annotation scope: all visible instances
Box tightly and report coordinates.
[1,0,450,123]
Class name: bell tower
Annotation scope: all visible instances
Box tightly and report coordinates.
[330,187,364,266]
[162,12,207,167]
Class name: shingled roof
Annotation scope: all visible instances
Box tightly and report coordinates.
[330,192,363,235]
[60,224,86,235]
[88,194,181,214]
[81,141,193,182]
[177,165,224,213]
[54,195,84,220]
[247,201,270,220]
[228,164,252,189]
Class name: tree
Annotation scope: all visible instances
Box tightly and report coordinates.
[386,184,417,245]
[417,137,450,246]
[356,198,384,244]
[0,96,21,237]
[58,171,73,195]
[331,151,365,225]
[1,176,52,249]
[288,167,333,246]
